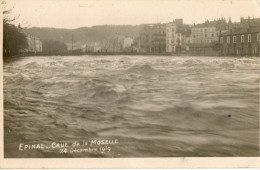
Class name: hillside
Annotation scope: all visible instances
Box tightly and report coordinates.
[26,25,143,44]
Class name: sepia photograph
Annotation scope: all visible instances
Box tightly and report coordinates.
[1,0,260,168]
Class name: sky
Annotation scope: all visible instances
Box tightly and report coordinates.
[5,0,260,29]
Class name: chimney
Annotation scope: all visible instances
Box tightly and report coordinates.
[240,17,244,23]
[228,17,232,24]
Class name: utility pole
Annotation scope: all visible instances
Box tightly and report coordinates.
[72,34,74,51]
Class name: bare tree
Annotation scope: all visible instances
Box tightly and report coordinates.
[1,0,20,24]
[2,0,28,57]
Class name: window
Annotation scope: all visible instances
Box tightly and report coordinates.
[220,37,223,44]
[212,34,214,38]
[205,34,207,38]
[227,36,230,44]
[248,34,251,42]
[241,35,244,43]
[172,28,175,32]
[258,33,260,41]
[233,36,236,43]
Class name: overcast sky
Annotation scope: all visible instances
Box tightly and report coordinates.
[8,0,260,29]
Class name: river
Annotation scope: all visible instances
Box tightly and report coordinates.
[3,55,259,157]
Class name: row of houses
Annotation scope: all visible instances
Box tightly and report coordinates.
[84,35,134,53]
[219,26,260,56]
[17,17,260,56]
[135,17,260,56]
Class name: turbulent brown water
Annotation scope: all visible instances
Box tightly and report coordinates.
[4,55,259,158]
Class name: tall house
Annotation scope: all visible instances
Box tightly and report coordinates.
[166,19,190,53]
[140,24,153,53]
[191,18,231,44]
[188,18,231,56]
[191,26,219,44]
[139,23,166,53]
[166,22,177,53]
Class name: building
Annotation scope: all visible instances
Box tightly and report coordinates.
[123,37,134,48]
[185,36,192,51]
[20,32,42,53]
[101,35,125,52]
[219,26,260,56]
[191,18,232,44]
[139,24,153,53]
[18,26,43,53]
[166,21,177,53]
[123,37,134,52]
[166,19,191,54]
[151,24,166,53]
[139,23,166,53]
[132,37,142,53]
[191,26,219,44]
[27,34,42,53]
[188,18,232,56]
[84,42,102,52]
[189,42,220,56]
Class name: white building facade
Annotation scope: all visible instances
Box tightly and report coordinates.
[21,34,43,53]
[166,19,189,53]
[191,26,219,44]
[123,37,133,48]
[166,22,177,53]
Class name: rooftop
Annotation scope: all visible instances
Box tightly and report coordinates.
[220,26,260,35]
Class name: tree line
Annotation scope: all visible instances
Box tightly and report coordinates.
[2,0,27,57]
[3,23,28,57]
[2,0,68,58]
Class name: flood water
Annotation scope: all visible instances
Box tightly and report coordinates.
[3,55,259,157]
